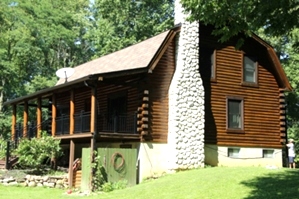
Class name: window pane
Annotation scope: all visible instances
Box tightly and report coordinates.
[243,56,256,82]
[228,100,242,129]
[263,149,274,158]
[228,148,240,157]
[210,52,214,78]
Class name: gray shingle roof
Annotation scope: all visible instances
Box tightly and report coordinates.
[56,30,170,85]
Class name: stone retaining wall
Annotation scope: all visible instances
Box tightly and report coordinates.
[0,174,68,188]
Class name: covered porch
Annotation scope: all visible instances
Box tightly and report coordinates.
[6,73,150,143]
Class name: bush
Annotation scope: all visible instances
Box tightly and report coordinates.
[0,138,15,160]
[14,131,62,170]
[101,180,128,192]
[92,150,108,191]
[0,138,7,160]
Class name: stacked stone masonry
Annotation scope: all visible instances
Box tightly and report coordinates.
[168,0,205,170]
[0,174,68,188]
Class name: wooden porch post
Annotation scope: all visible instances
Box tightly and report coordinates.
[90,87,96,133]
[68,139,75,188]
[51,94,57,136]
[70,90,75,135]
[90,84,97,190]
[37,97,42,138]
[11,105,16,141]
[23,101,28,138]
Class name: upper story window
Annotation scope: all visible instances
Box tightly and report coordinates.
[243,55,257,84]
[200,47,216,80]
[227,97,244,131]
[210,50,216,80]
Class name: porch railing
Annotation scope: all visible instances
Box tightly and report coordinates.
[55,114,70,135]
[14,111,138,137]
[74,111,91,133]
[100,112,137,133]
[14,119,51,141]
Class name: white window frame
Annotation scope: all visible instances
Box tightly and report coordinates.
[243,55,258,84]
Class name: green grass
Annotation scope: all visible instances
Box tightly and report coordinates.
[1,166,299,199]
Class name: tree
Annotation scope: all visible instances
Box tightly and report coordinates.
[87,0,174,57]
[180,0,299,43]
[0,0,93,137]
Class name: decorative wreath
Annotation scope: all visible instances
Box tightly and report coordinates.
[111,152,125,171]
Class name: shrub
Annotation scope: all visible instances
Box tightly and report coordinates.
[92,150,108,191]
[0,138,7,160]
[0,138,16,160]
[14,131,62,170]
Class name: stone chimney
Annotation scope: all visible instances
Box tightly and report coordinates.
[168,0,205,170]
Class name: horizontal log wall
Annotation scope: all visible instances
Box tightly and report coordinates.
[200,25,283,148]
[147,40,175,143]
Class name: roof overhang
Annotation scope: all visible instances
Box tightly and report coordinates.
[252,34,292,91]
[4,67,148,106]
[4,26,180,106]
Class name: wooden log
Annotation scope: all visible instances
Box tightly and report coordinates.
[142,118,149,122]
[142,104,149,108]
[143,97,149,102]
[141,124,148,129]
[142,110,148,115]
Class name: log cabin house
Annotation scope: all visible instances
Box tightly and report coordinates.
[4,23,291,186]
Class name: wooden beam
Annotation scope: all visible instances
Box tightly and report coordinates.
[90,134,95,189]
[70,90,74,135]
[90,88,96,133]
[11,105,16,141]
[23,101,28,138]
[37,97,42,138]
[51,94,57,136]
[68,139,75,188]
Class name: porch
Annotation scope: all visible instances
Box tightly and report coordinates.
[13,111,139,141]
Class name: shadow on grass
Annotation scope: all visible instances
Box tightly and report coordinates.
[241,169,299,199]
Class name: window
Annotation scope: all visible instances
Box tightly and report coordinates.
[228,148,240,158]
[108,92,127,117]
[210,50,216,79]
[200,47,216,80]
[263,149,274,158]
[84,98,91,112]
[227,98,243,130]
[243,55,257,83]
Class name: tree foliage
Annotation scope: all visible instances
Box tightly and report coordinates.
[180,0,299,42]
[88,0,174,57]
[0,0,93,137]
[14,132,62,169]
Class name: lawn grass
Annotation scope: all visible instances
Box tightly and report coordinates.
[1,166,299,199]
